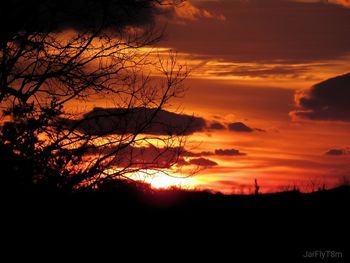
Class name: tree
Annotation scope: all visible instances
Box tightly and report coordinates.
[0,0,190,195]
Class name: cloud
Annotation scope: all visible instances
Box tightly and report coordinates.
[296,0,350,8]
[209,122,226,130]
[173,1,226,21]
[90,145,193,169]
[89,145,244,169]
[214,149,246,156]
[291,73,350,121]
[180,148,246,157]
[325,149,348,156]
[90,145,220,168]
[228,122,254,132]
[63,107,206,136]
[163,0,350,63]
[330,0,350,8]
[110,145,181,169]
[228,122,265,133]
[88,145,189,169]
[1,0,161,34]
[210,64,310,78]
[188,158,218,167]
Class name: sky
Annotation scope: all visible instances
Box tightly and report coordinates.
[51,0,350,193]
[2,0,350,194]
[139,0,350,193]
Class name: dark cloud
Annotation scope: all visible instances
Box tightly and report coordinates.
[87,144,184,169]
[214,149,246,156]
[189,158,218,167]
[292,73,350,121]
[1,0,161,36]
[63,107,206,136]
[163,0,350,63]
[213,65,310,78]
[110,145,181,169]
[181,148,246,157]
[209,122,226,130]
[228,122,254,132]
[89,144,246,169]
[89,145,219,168]
[325,149,347,156]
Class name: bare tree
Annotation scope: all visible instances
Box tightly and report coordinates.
[0,0,191,194]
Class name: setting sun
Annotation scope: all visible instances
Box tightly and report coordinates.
[130,170,196,189]
[149,175,191,189]
[150,176,178,189]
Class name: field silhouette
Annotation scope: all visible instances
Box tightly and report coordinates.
[4,180,349,262]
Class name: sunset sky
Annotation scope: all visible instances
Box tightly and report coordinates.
[130,0,350,193]
[55,0,350,193]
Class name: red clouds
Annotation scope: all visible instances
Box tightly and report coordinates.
[325,149,348,156]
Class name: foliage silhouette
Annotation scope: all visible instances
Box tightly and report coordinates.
[0,0,189,195]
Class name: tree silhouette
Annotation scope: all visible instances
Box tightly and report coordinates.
[0,0,189,195]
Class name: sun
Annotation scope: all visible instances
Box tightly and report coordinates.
[150,175,182,189]
[130,169,196,189]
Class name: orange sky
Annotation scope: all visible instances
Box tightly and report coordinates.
[141,0,350,193]
[63,0,350,193]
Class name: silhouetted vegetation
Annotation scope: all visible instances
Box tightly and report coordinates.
[4,178,348,260]
[1,0,190,195]
[254,178,260,195]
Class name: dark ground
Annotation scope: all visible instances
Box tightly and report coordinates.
[2,184,349,262]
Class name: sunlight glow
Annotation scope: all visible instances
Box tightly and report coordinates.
[149,175,186,189]
[131,169,197,189]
